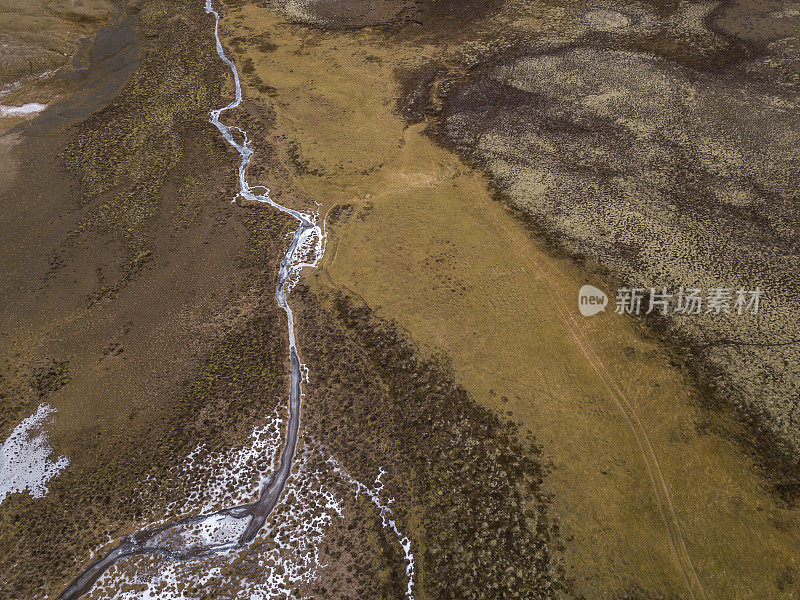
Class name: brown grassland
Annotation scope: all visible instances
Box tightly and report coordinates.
[1,0,798,598]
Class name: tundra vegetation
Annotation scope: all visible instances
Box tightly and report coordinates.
[1,0,799,598]
[0,0,287,597]
[295,287,567,599]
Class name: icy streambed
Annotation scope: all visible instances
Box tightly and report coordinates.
[0,103,48,118]
[52,1,415,598]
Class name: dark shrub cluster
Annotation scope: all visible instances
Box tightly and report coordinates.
[296,287,570,599]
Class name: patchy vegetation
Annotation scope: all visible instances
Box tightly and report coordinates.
[398,0,800,479]
[32,359,71,399]
[0,297,289,599]
[0,0,291,598]
[3,0,799,597]
[296,287,569,599]
[62,0,226,259]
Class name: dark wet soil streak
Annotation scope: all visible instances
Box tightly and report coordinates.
[20,2,139,137]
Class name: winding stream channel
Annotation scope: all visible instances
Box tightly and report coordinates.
[55,2,338,598]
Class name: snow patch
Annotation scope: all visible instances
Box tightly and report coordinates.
[138,410,285,521]
[0,102,47,118]
[95,446,343,600]
[0,403,69,505]
[328,458,416,600]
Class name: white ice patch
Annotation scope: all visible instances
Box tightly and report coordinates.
[95,446,343,600]
[188,513,249,547]
[138,410,285,522]
[0,403,69,505]
[92,428,416,600]
[0,102,47,118]
[0,69,54,119]
[0,70,55,98]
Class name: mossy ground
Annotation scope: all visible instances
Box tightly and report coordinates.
[0,304,289,598]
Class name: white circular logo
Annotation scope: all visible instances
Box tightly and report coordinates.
[578,285,608,316]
